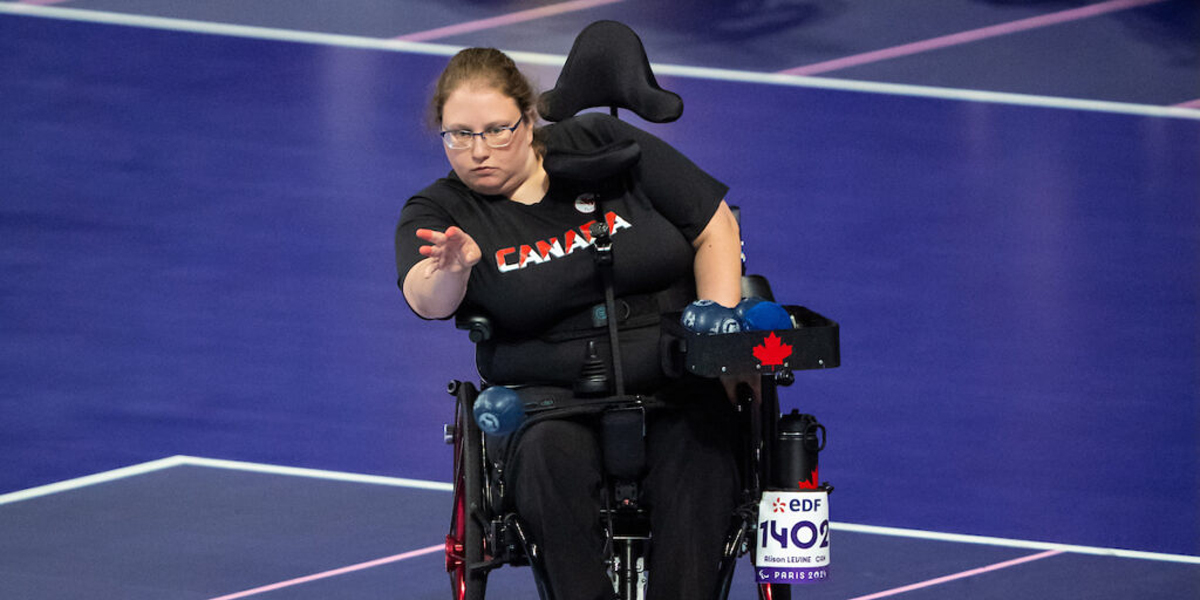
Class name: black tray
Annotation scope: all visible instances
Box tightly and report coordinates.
[662,306,839,378]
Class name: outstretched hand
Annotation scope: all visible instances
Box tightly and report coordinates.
[416,226,482,277]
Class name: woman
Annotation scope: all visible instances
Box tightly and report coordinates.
[396,48,744,600]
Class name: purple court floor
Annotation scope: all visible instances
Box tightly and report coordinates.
[1,0,1198,598]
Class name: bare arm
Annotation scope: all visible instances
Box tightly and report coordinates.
[693,200,760,400]
[692,200,742,308]
[402,226,481,319]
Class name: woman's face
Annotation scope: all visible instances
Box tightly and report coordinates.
[440,84,537,198]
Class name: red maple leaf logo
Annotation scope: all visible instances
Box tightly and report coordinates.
[798,467,820,490]
[752,332,792,367]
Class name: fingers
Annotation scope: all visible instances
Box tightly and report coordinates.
[440,227,482,266]
[415,226,480,276]
[416,227,468,246]
[462,244,481,266]
[457,231,481,266]
[415,228,445,243]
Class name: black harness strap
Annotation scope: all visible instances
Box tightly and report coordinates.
[589,219,625,396]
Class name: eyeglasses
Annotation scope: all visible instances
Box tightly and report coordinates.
[439,116,524,150]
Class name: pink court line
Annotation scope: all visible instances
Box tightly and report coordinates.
[394,0,624,42]
[205,544,443,600]
[846,549,1065,600]
[1175,98,1200,109]
[779,0,1166,76]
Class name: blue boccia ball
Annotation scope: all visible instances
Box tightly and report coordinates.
[473,386,525,435]
[737,298,793,331]
[734,297,766,322]
[681,299,742,335]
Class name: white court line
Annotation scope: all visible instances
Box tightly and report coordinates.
[5,455,1198,566]
[1,2,1198,121]
[0,2,463,56]
[646,63,1200,121]
[834,522,1200,565]
[176,455,454,491]
[0,455,188,506]
[0,455,451,508]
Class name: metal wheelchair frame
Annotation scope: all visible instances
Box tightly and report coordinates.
[438,19,841,600]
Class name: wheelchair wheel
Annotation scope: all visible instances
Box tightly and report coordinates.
[447,381,489,600]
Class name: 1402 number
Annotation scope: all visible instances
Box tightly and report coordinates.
[760,519,830,550]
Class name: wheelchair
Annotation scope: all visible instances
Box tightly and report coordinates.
[441,21,841,600]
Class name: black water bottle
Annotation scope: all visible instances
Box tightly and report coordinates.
[772,410,825,490]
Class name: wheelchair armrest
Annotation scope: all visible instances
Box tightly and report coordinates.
[455,311,493,343]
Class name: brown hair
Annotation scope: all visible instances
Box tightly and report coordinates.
[429,48,539,130]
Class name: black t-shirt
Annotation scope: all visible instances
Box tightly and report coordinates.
[397,113,728,331]
[395,113,729,386]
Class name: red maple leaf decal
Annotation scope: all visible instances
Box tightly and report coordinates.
[752,332,792,367]
[798,467,820,490]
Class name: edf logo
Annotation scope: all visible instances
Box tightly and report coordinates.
[772,497,823,513]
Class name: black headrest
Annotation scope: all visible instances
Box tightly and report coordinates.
[540,20,683,123]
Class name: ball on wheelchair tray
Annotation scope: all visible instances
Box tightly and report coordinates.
[473,386,525,435]
[681,299,742,334]
[733,296,765,322]
[736,297,793,331]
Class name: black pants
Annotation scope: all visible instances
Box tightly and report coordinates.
[505,381,741,600]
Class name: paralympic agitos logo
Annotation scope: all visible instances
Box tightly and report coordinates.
[494,211,632,273]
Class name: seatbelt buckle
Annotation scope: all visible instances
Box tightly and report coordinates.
[590,300,631,328]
